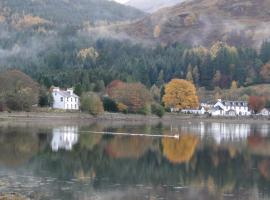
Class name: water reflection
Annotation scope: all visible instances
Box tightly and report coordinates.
[0,121,269,199]
[51,126,79,151]
[162,135,198,164]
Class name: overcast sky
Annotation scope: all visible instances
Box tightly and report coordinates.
[113,0,129,4]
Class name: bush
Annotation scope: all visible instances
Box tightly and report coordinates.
[102,97,118,112]
[140,103,151,115]
[81,92,104,115]
[117,103,128,113]
[151,103,165,118]
[38,87,53,107]
[5,88,37,111]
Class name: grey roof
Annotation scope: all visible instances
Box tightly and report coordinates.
[221,101,248,107]
[56,90,79,98]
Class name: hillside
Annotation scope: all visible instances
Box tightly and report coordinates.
[0,0,145,26]
[121,0,270,47]
[126,0,185,13]
[198,84,270,105]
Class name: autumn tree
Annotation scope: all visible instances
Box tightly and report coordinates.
[248,96,266,114]
[230,80,238,90]
[0,70,40,111]
[260,62,270,82]
[106,80,125,96]
[162,79,199,110]
[108,82,152,113]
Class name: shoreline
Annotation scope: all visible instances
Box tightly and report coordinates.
[0,111,269,124]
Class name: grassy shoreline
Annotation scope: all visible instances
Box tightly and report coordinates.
[0,111,269,124]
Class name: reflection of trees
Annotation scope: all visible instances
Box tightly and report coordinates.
[79,134,102,151]
[105,136,154,159]
[248,135,270,156]
[0,128,39,167]
[162,134,198,164]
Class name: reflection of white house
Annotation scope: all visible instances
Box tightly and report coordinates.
[52,87,80,110]
[211,99,251,116]
[178,122,252,144]
[51,126,79,151]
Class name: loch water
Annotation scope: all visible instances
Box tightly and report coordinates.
[0,120,270,200]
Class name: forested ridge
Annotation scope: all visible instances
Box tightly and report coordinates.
[13,37,270,91]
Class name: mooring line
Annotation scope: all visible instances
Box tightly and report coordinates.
[78,130,179,139]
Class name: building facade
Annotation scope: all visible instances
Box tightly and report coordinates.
[211,99,251,116]
[52,87,80,110]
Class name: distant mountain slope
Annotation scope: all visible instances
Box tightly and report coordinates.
[0,0,145,25]
[125,0,185,13]
[121,0,270,47]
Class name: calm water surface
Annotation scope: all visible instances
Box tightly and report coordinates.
[0,120,270,200]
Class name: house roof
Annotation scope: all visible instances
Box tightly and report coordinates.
[55,90,79,98]
[222,101,247,106]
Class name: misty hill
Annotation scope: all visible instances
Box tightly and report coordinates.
[0,0,145,25]
[125,0,185,13]
[122,0,270,47]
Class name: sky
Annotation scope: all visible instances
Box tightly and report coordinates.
[112,0,128,4]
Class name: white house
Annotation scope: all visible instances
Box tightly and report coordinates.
[258,108,270,116]
[51,126,79,152]
[211,99,251,116]
[181,107,206,115]
[52,87,80,110]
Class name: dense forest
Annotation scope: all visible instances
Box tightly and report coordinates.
[4,31,270,92]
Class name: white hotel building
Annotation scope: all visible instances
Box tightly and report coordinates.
[52,87,80,110]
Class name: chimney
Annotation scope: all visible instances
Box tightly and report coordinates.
[67,88,74,95]
[52,86,60,92]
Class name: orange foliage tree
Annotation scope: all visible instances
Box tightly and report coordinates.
[108,82,152,113]
[162,79,199,110]
[248,96,266,113]
[106,80,125,96]
[162,134,198,164]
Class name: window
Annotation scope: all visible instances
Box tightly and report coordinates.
[61,97,63,102]
[71,98,73,102]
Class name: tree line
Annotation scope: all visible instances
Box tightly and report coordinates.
[14,38,269,93]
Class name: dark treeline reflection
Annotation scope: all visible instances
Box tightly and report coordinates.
[0,122,270,199]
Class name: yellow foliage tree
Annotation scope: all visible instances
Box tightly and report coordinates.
[162,79,199,110]
[162,134,198,164]
[77,47,99,62]
[230,80,238,90]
